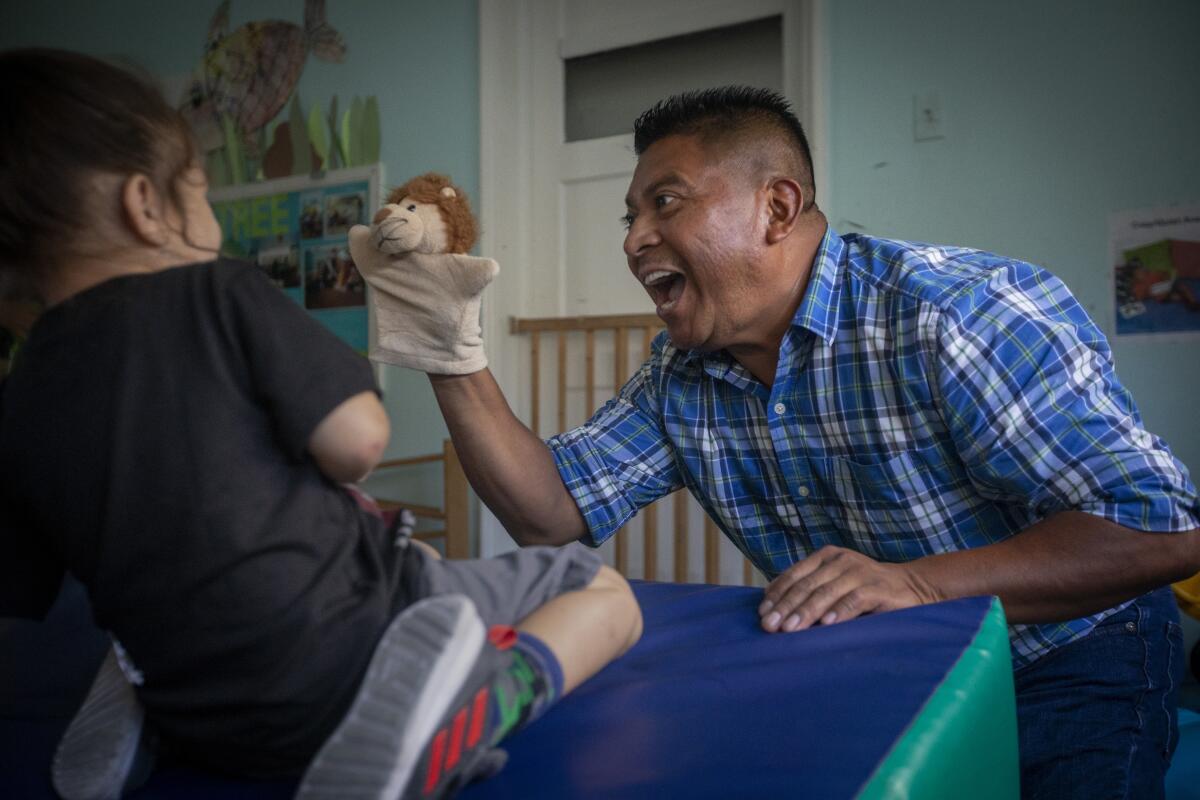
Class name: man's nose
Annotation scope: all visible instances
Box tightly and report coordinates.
[623,216,660,259]
[373,207,392,224]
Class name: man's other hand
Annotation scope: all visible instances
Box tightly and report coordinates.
[757,546,942,632]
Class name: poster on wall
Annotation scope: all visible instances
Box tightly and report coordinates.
[208,165,382,353]
[1110,203,1200,340]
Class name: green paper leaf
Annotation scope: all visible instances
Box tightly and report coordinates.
[307,105,329,163]
[340,108,350,166]
[220,113,244,185]
[249,124,267,179]
[289,95,310,175]
[362,96,381,165]
[348,95,364,166]
[327,94,343,169]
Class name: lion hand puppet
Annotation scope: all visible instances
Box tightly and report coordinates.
[349,173,499,375]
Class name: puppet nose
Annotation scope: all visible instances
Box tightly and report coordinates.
[373,208,392,224]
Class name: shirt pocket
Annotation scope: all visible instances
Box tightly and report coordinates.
[814,447,954,557]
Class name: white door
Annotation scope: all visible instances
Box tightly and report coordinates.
[478,0,826,567]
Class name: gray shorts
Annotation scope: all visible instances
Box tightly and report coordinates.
[390,539,603,629]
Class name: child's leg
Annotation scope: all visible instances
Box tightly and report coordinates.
[392,542,641,718]
[514,565,642,695]
[478,564,640,748]
[299,545,642,799]
[400,533,643,687]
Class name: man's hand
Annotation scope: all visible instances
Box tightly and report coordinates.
[758,546,942,632]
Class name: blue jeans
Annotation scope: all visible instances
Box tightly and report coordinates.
[1015,588,1184,799]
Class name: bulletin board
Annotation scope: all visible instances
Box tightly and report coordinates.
[207,165,383,352]
[1110,203,1200,341]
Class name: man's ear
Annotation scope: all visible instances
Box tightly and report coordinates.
[120,173,169,246]
[765,177,803,245]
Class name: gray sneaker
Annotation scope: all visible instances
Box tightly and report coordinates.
[296,594,508,800]
[51,646,155,800]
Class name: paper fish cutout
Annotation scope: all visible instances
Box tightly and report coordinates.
[181,0,345,153]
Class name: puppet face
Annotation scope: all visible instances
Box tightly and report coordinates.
[370,197,450,255]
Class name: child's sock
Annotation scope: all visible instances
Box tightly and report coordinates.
[484,628,564,746]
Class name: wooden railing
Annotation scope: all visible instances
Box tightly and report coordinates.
[511,314,755,586]
[374,439,469,559]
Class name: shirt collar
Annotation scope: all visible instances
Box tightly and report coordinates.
[790,224,844,347]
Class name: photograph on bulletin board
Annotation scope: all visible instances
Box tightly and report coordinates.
[208,165,382,353]
[1110,203,1200,340]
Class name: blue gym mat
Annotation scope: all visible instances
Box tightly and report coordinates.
[2,579,1018,798]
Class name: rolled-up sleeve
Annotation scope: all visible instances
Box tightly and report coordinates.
[548,354,683,547]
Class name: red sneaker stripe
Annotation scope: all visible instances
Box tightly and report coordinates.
[466,687,489,747]
[444,708,468,770]
[423,729,449,795]
[487,625,518,650]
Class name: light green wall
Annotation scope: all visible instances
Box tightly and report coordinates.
[0,0,479,459]
[4,1,1197,476]
[823,0,1200,474]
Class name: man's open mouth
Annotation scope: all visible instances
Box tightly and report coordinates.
[643,270,686,312]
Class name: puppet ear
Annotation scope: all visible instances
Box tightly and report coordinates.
[440,186,457,199]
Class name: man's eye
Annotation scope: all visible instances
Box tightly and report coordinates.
[407,204,417,212]
[620,213,636,230]
[655,195,676,210]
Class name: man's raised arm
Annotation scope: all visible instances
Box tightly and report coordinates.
[430,370,588,547]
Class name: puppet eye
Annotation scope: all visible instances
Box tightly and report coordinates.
[407,204,417,212]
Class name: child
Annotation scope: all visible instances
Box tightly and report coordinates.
[0,48,642,799]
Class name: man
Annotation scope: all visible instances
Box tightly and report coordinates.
[373,87,1199,798]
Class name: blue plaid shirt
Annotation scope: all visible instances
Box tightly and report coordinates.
[549,226,1198,667]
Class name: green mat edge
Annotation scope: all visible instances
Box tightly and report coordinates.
[857,597,1019,800]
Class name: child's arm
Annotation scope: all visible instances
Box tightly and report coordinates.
[227,266,385,480]
[307,390,390,483]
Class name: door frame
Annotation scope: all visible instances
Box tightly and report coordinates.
[477,0,828,556]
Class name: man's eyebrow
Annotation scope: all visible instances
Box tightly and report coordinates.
[624,173,689,209]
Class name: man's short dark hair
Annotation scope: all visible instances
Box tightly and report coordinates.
[633,86,815,204]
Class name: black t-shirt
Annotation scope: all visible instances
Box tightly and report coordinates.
[0,259,395,776]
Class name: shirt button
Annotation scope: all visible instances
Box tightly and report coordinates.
[773,402,786,415]
[1124,621,1136,633]
[798,486,810,498]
